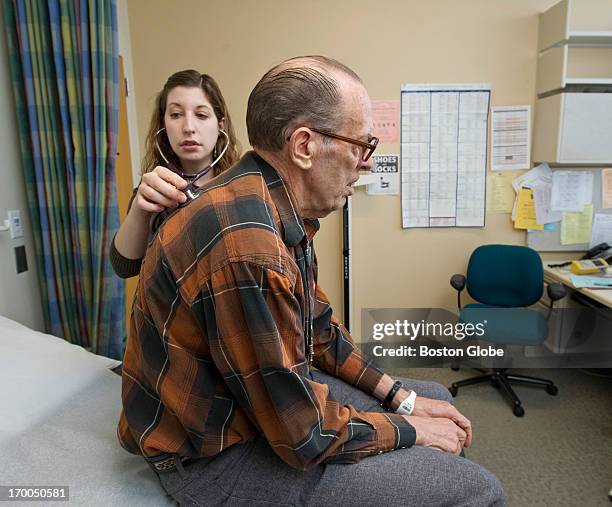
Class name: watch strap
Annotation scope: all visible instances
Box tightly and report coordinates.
[381,380,403,411]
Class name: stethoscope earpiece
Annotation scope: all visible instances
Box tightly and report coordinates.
[154,127,170,165]
[210,129,230,169]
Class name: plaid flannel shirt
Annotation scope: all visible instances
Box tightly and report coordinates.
[118,152,416,470]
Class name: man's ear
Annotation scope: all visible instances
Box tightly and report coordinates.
[287,127,315,170]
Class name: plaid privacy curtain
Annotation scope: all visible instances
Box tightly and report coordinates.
[3,0,124,359]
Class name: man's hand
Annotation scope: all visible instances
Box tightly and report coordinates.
[135,166,187,213]
[411,396,472,448]
[391,388,472,448]
[403,415,466,455]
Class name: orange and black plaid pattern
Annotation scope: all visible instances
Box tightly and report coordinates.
[118,152,416,470]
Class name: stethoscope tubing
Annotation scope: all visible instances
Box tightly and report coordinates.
[154,127,230,179]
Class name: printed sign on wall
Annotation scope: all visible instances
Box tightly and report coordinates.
[367,154,399,195]
[372,100,400,143]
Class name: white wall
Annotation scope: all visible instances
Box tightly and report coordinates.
[0,8,45,331]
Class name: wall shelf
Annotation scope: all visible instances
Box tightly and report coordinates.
[538,0,612,52]
[534,0,612,164]
[563,32,612,47]
[536,43,612,96]
[564,78,612,85]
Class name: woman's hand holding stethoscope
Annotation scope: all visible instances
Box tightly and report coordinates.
[134,129,231,214]
[134,166,188,214]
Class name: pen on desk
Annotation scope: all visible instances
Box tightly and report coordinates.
[547,262,571,268]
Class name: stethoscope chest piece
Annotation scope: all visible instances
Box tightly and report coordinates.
[184,187,201,201]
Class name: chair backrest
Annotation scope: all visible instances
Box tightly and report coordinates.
[466,244,544,307]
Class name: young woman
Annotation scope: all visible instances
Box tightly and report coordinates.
[111,70,240,278]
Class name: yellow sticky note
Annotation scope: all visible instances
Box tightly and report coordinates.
[514,187,543,230]
[561,204,594,245]
[487,171,522,214]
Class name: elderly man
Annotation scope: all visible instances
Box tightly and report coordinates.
[119,56,506,506]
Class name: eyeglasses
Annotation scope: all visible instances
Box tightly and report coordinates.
[309,127,379,162]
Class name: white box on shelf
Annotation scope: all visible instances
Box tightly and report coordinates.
[534,92,612,164]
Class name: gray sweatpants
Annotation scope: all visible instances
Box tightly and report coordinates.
[156,371,506,506]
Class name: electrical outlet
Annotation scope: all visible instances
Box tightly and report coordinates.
[8,210,23,239]
[15,245,28,273]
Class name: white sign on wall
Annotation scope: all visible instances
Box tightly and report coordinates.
[367,154,399,195]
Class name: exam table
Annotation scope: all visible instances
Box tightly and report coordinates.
[0,315,172,506]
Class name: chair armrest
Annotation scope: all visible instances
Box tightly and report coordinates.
[545,283,567,321]
[450,274,466,292]
[547,283,567,303]
[450,274,466,310]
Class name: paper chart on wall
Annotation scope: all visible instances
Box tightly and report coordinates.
[491,105,531,171]
[401,84,490,228]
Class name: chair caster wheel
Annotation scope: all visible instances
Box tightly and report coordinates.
[449,386,458,397]
[546,385,558,396]
[513,405,525,417]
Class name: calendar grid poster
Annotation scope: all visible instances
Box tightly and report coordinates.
[401,84,491,228]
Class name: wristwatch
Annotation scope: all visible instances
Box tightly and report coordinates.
[381,380,403,411]
[396,390,417,415]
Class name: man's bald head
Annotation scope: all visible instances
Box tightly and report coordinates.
[246,56,362,151]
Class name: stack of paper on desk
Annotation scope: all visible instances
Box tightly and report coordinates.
[570,275,612,289]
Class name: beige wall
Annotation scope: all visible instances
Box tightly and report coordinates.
[117,0,141,186]
[0,8,44,331]
[126,0,570,338]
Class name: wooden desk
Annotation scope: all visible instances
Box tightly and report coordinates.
[542,259,612,356]
[542,260,612,308]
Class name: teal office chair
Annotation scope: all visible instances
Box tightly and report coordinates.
[448,244,567,417]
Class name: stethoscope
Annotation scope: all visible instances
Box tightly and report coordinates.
[154,127,230,201]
